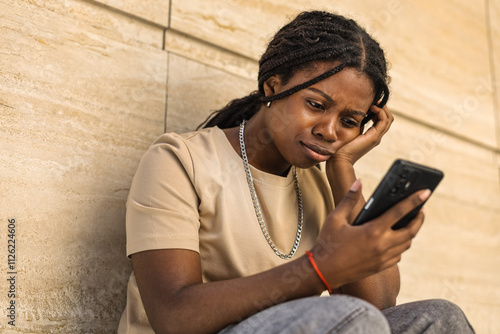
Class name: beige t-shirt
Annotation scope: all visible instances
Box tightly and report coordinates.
[118,127,334,333]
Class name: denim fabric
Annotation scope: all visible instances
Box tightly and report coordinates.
[218,296,474,334]
[219,295,390,334]
[382,299,475,334]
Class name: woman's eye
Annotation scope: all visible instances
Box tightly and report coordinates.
[342,118,359,128]
[307,100,325,111]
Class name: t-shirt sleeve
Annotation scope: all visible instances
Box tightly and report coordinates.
[125,133,201,257]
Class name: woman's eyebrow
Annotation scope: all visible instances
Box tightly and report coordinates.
[307,87,366,117]
[307,87,334,104]
[345,109,366,118]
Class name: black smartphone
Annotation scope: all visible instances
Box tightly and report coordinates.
[352,159,444,230]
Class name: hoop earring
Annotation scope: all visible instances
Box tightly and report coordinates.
[266,102,271,108]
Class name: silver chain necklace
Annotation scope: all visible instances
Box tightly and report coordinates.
[239,120,303,259]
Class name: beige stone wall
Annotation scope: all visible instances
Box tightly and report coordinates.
[1,0,498,333]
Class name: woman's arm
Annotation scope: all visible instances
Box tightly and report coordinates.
[336,265,400,310]
[326,167,401,309]
[309,184,428,310]
[325,104,399,309]
[327,161,400,309]
[132,183,428,334]
[132,249,323,334]
[326,158,364,221]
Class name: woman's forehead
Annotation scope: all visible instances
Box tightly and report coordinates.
[287,65,375,101]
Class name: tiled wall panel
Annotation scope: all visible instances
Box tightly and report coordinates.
[373,0,497,149]
[164,29,258,80]
[0,0,166,332]
[488,0,500,150]
[93,0,170,27]
[166,54,255,133]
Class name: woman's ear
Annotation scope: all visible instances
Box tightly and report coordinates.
[262,75,282,97]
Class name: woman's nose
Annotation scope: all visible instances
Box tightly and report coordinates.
[312,116,338,142]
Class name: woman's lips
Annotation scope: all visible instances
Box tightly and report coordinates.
[300,142,333,162]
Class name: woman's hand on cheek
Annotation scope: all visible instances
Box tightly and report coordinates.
[328,105,394,166]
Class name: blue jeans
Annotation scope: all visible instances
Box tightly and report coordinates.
[218,295,475,334]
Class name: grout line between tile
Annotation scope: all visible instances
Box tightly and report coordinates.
[82,0,167,29]
[164,52,171,133]
[484,0,500,186]
[168,0,173,29]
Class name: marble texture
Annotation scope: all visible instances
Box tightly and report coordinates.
[374,0,497,149]
[92,0,170,27]
[164,29,259,81]
[0,0,166,332]
[165,54,255,133]
[488,0,500,149]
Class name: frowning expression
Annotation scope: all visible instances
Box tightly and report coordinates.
[262,63,375,169]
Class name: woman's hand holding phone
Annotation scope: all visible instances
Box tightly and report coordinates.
[353,160,444,229]
[309,179,429,290]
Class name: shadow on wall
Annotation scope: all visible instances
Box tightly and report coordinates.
[71,198,132,330]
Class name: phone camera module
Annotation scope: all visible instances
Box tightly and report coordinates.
[399,166,411,178]
[390,177,411,196]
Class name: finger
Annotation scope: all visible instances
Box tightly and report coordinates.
[378,106,394,131]
[371,105,392,123]
[368,210,423,263]
[332,179,363,221]
[380,239,414,269]
[369,105,392,134]
[392,209,425,242]
[384,105,395,124]
[361,122,389,147]
[380,228,418,263]
[372,189,430,231]
[380,254,404,271]
[370,245,408,274]
[369,210,424,274]
[362,108,390,139]
[367,210,424,271]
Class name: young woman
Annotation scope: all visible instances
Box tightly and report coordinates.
[118,11,474,334]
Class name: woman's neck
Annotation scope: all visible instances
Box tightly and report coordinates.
[222,110,291,176]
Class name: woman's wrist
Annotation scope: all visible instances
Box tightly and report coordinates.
[290,253,331,295]
[305,251,332,293]
[326,158,356,195]
[326,157,355,176]
[326,157,365,220]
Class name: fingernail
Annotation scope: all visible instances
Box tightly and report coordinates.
[350,179,361,192]
[419,189,431,201]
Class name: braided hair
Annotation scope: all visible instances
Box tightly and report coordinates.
[200,11,389,129]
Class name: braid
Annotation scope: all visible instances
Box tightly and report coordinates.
[199,91,262,129]
[261,63,346,103]
[200,11,390,129]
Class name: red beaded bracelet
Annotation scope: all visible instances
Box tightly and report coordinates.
[305,250,332,293]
